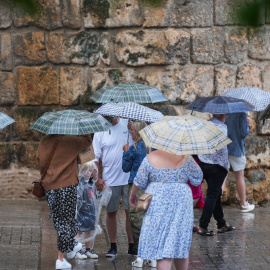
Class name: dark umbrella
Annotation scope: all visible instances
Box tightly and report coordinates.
[186,96,254,114]
[258,103,270,123]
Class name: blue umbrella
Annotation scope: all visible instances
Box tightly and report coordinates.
[0,112,15,130]
[186,96,254,114]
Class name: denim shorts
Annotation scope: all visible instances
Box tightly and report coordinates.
[106,184,129,213]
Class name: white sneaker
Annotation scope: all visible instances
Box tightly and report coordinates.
[67,242,82,259]
[144,260,157,268]
[241,202,255,213]
[85,250,98,259]
[75,250,87,259]
[55,258,72,269]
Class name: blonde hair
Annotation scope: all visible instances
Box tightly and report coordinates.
[131,120,148,144]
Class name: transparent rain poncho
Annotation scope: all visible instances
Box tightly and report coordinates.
[75,161,112,248]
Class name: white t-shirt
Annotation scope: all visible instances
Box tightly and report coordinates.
[93,118,133,186]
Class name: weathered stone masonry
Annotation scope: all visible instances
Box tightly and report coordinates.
[0,0,269,203]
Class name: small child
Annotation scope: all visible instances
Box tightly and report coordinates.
[75,161,99,259]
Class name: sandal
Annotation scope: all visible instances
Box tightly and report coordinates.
[197,228,215,236]
[193,224,199,233]
[217,224,235,233]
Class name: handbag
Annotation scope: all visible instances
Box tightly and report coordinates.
[136,156,188,213]
[32,138,60,198]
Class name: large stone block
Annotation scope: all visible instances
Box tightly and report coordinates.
[62,0,81,29]
[18,142,39,170]
[0,4,12,29]
[191,28,224,64]
[143,65,214,104]
[14,0,62,30]
[17,67,59,105]
[0,72,16,105]
[236,64,262,88]
[214,65,237,96]
[100,33,111,66]
[224,27,248,64]
[89,67,135,93]
[115,29,190,66]
[60,67,88,106]
[47,31,100,66]
[248,27,270,60]
[262,64,270,92]
[12,107,49,141]
[166,0,213,27]
[247,169,269,204]
[83,0,142,28]
[143,3,167,27]
[0,33,12,71]
[245,135,270,169]
[0,143,14,169]
[13,32,46,66]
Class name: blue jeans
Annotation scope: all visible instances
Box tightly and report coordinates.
[199,163,228,230]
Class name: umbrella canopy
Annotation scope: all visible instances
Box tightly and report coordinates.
[90,82,168,104]
[186,96,254,114]
[139,115,232,155]
[0,112,15,130]
[222,87,270,111]
[258,103,270,121]
[29,110,111,135]
[93,102,164,123]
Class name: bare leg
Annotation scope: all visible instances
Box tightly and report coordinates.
[106,211,117,243]
[174,258,189,270]
[157,258,173,270]
[57,250,64,261]
[125,209,134,243]
[221,175,227,192]
[85,231,91,249]
[235,170,246,206]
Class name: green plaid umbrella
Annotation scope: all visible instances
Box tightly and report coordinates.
[0,112,15,130]
[90,83,168,104]
[29,110,111,135]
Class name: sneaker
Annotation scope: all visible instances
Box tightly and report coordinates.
[128,245,137,255]
[106,247,117,257]
[241,202,255,213]
[55,258,71,269]
[67,242,82,259]
[85,250,98,259]
[75,250,87,259]
[132,257,143,267]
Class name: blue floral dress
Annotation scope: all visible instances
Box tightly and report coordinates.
[133,156,203,260]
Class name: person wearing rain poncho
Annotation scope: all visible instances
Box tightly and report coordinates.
[74,161,99,259]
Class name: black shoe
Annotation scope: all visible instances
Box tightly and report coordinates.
[128,245,137,255]
[106,247,117,257]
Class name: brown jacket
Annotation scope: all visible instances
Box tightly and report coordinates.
[37,135,92,191]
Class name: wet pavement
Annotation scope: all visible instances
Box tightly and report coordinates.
[0,200,269,270]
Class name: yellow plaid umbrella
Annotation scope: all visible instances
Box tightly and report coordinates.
[139,115,231,155]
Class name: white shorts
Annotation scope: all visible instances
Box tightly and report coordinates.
[228,155,246,172]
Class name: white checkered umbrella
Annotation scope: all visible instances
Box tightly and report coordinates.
[0,112,15,130]
[29,110,111,135]
[90,83,168,104]
[222,87,270,111]
[93,103,164,123]
[139,115,232,155]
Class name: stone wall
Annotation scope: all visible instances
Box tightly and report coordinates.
[0,0,270,203]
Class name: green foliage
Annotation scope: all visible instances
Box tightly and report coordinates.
[140,0,165,7]
[0,0,42,16]
[232,0,269,26]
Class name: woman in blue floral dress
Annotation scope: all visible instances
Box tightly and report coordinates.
[130,150,203,270]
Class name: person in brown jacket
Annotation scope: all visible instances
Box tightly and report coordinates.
[37,134,92,270]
